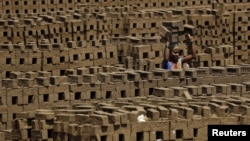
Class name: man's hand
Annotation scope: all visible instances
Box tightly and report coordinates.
[186,34,193,42]
[160,36,168,43]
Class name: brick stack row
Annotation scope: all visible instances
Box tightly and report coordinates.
[1,3,250,67]
[1,65,250,129]
[1,94,250,141]
[0,41,119,78]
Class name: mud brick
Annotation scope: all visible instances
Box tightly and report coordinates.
[184,24,197,35]
[145,109,159,121]
[63,69,76,76]
[50,76,67,85]
[38,92,54,108]
[170,87,188,97]
[88,66,103,74]
[116,88,131,98]
[94,57,107,66]
[53,84,69,101]
[126,71,140,81]
[42,50,60,65]
[68,124,85,136]
[162,20,183,29]
[110,72,128,82]
[199,106,210,118]
[83,74,98,83]
[170,120,193,139]
[83,18,97,30]
[85,89,101,100]
[227,102,240,114]
[67,75,82,84]
[2,79,18,88]
[242,81,250,93]
[152,69,169,80]
[131,88,145,97]
[209,66,227,76]
[70,90,88,102]
[200,84,216,96]
[142,79,157,90]
[132,81,144,90]
[17,78,34,88]
[69,83,90,93]
[31,129,52,140]
[7,105,23,122]
[89,114,109,126]
[12,119,30,130]
[101,89,117,99]
[209,103,228,117]
[92,46,105,59]
[133,57,149,69]
[95,111,121,125]
[76,67,89,75]
[158,25,171,39]
[184,68,197,78]
[105,57,118,66]
[212,84,231,95]
[214,75,242,84]
[61,33,74,44]
[51,43,65,51]
[170,69,185,79]
[71,20,84,33]
[152,87,174,97]
[28,51,42,71]
[196,53,211,62]
[239,115,250,124]
[0,50,15,65]
[175,106,194,120]
[195,67,210,77]
[189,104,203,116]
[98,72,111,83]
[239,105,250,115]
[68,47,82,63]
[225,65,241,75]
[6,88,23,106]
[184,85,202,96]
[36,77,50,86]
[0,26,12,39]
[135,70,154,80]
[0,110,7,123]
[131,44,151,53]
[240,64,250,74]
[101,65,119,73]
[35,110,55,120]
[13,43,25,51]
[9,71,25,79]
[163,77,186,87]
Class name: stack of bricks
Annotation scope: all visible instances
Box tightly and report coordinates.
[71,19,85,43]
[0,65,250,139]
[96,13,112,41]
[161,20,185,43]
[83,14,99,46]
[57,15,75,44]
[1,95,250,140]
[233,11,249,64]
[131,44,153,70]
[204,45,234,67]
[0,21,12,44]
[0,4,250,68]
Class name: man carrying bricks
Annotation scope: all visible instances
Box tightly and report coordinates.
[161,33,196,70]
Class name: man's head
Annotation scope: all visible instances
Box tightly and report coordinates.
[169,43,180,62]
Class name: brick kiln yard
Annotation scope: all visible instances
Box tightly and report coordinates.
[1,0,250,141]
